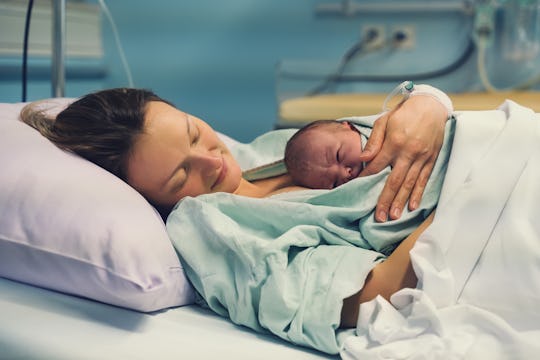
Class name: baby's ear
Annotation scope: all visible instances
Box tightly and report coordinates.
[341,121,355,131]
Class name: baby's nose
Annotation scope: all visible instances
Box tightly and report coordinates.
[333,166,353,187]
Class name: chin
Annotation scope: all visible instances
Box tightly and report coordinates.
[221,159,242,193]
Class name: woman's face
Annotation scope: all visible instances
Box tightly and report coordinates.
[126,101,242,208]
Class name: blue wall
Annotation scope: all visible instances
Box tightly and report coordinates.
[1,0,539,142]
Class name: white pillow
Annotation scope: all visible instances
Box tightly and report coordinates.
[0,99,195,312]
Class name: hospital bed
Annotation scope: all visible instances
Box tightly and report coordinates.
[3,96,540,359]
[0,99,332,359]
[0,278,330,359]
[276,90,540,128]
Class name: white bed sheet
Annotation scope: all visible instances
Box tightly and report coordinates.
[0,277,333,359]
[340,101,540,359]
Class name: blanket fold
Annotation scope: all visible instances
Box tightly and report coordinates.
[341,100,540,359]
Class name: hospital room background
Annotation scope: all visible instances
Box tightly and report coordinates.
[1,0,539,142]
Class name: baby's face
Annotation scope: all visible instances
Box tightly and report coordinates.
[299,122,364,189]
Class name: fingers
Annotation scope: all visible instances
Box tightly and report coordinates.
[358,114,388,163]
[358,149,393,177]
[408,159,435,211]
[389,160,423,219]
[374,156,436,222]
[374,159,410,222]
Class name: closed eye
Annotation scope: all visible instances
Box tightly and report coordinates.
[336,146,342,163]
[188,118,200,145]
[192,128,200,145]
[170,166,188,194]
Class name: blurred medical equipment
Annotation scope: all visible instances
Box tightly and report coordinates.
[97,0,134,88]
[21,0,133,101]
[22,0,68,99]
[474,0,540,91]
[51,0,65,97]
[315,0,471,16]
[303,0,540,94]
[21,0,34,101]
[275,0,540,129]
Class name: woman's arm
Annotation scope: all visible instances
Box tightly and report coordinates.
[340,211,435,328]
[358,93,449,223]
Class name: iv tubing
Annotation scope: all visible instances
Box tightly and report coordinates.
[98,0,134,87]
[22,0,34,101]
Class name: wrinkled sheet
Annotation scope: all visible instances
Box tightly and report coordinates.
[341,101,540,359]
[167,119,456,354]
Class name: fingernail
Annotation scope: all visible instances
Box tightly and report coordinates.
[376,210,387,222]
[391,207,401,219]
[409,200,417,210]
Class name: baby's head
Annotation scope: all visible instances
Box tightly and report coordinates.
[284,119,364,189]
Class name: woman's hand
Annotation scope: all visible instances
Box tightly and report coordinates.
[358,95,448,222]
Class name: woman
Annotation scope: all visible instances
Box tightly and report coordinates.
[20,86,450,353]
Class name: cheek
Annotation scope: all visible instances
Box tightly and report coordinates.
[177,180,207,199]
[345,139,362,160]
[309,168,333,189]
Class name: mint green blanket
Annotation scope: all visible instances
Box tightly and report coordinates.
[167,117,455,354]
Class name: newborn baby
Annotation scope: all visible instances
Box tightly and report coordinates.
[284,119,367,189]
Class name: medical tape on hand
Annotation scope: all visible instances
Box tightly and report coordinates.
[382,80,415,112]
[383,81,454,117]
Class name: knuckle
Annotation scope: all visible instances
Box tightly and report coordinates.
[414,180,426,191]
[402,176,416,191]
[392,200,405,213]
[378,199,392,211]
[409,138,430,156]
[386,175,403,192]
[417,172,430,186]
[388,132,407,148]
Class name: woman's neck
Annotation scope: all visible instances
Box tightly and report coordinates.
[234,174,305,198]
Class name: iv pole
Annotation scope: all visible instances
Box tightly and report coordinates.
[51,0,66,97]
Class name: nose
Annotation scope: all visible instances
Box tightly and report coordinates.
[190,149,222,175]
[336,165,353,185]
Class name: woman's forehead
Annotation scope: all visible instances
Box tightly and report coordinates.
[128,102,189,189]
[145,101,187,130]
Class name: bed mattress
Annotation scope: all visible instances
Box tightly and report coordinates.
[0,277,332,359]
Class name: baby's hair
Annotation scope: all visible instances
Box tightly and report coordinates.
[284,119,342,184]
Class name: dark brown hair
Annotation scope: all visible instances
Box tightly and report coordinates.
[284,119,341,178]
[20,88,168,182]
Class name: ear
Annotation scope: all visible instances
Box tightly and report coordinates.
[341,121,356,131]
